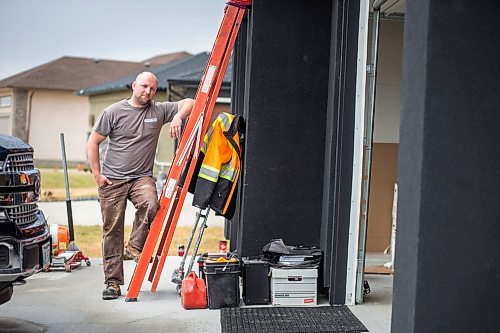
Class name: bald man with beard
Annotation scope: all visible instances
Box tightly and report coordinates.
[87,72,194,300]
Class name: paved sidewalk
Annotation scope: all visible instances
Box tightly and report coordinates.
[38,193,225,227]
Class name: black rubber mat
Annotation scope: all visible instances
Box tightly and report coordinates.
[220,306,368,333]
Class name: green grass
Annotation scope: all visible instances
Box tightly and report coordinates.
[74,225,226,258]
[40,168,228,257]
[40,169,96,188]
[39,169,98,201]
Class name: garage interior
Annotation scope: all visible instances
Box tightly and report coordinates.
[355,0,406,305]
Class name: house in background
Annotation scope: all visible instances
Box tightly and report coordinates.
[78,52,232,165]
[0,52,189,163]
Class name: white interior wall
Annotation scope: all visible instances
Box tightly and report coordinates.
[373,19,404,143]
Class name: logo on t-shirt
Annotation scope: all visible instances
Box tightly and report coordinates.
[144,117,158,123]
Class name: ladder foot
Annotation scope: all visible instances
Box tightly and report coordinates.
[125,297,137,302]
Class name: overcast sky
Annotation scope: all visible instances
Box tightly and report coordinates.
[0,0,228,80]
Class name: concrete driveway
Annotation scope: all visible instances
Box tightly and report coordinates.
[0,257,221,333]
[2,198,392,333]
[0,257,392,333]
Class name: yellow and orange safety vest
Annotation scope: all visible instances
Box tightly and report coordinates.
[191,112,244,219]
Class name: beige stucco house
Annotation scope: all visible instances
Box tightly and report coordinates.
[0,52,189,164]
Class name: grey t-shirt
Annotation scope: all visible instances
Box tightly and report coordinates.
[93,99,178,179]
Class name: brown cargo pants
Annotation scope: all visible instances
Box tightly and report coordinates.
[98,176,159,285]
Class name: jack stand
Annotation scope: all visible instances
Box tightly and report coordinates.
[46,134,92,273]
[48,241,91,272]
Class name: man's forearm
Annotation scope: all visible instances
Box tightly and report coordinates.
[87,142,101,179]
[177,98,195,120]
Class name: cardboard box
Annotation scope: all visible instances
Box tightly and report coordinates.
[270,267,318,306]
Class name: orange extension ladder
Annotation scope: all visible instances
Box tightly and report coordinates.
[126,0,251,302]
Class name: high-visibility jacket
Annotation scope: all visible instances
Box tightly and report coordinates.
[191,112,244,219]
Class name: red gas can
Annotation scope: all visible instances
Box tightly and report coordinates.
[181,271,207,309]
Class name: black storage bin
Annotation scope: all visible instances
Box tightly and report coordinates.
[203,260,240,309]
[242,258,270,305]
[198,252,232,282]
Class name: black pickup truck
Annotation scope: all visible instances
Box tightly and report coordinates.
[0,134,51,305]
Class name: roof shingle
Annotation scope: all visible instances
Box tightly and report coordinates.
[78,52,232,96]
[0,52,190,91]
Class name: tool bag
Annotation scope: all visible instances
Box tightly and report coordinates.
[181,271,207,309]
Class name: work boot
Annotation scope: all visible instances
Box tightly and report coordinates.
[102,282,121,300]
[124,244,141,263]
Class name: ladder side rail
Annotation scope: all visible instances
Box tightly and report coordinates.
[148,119,202,281]
[147,120,198,279]
[155,3,239,199]
[149,113,205,278]
[149,143,206,291]
[148,189,180,281]
[149,7,246,292]
[149,123,200,273]
[126,111,203,300]
[148,48,228,288]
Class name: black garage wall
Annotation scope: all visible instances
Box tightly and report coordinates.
[233,0,333,257]
[393,0,500,331]
[230,0,360,304]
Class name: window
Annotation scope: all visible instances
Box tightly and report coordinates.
[0,95,12,108]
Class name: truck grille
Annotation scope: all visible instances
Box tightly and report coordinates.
[6,203,38,227]
[2,152,35,172]
[0,244,9,268]
[22,243,39,269]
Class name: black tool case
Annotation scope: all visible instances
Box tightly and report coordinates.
[241,258,270,305]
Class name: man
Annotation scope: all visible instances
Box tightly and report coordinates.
[87,72,194,300]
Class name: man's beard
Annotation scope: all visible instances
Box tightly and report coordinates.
[135,94,151,105]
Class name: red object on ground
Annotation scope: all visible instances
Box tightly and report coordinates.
[50,224,70,256]
[181,272,207,309]
[62,251,91,272]
[218,240,227,253]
